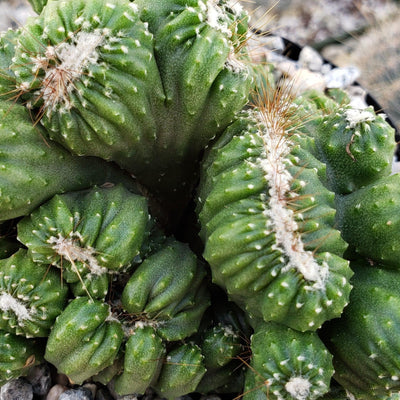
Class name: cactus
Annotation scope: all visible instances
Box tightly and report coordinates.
[44,297,124,384]
[0,97,137,222]
[121,240,210,341]
[11,0,253,216]
[0,29,20,100]
[243,321,334,400]
[113,324,165,395]
[0,249,68,338]
[335,173,400,267]
[323,260,400,399]
[196,100,353,331]
[17,185,153,299]
[0,0,400,397]
[295,92,396,194]
[0,330,43,384]
[154,342,206,399]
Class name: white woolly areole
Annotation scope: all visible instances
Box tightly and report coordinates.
[37,31,104,113]
[345,108,376,129]
[0,292,32,321]
[285,376,312,400]
[257,111,329,288]
[48,232,107,276]
[201,0,233,37]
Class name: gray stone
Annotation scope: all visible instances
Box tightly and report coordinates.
[298,45,324,71]
[46,384,68,400]
[59,387,93,400]
[324,66,360,89]
[0,378,33,400]
[26,363,52,396]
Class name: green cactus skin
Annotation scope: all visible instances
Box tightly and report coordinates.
[0,249,68,338]
[200,323,242,370]
[45,297,124,384]
[195,322,245,395]
[196,363,246,395]
[11,0,252,217]
[0,238,19,260]
[0,330,43,384]
[0,98,137,222]
[312,103,396,195]
[17,185,152,299]
[243,322,334,400]
[114,324,165,395]
[26,0,48,14]
[335,173,400,268]
[197,108,352,332]
[121,240,210,341]
[0,29,20,101]
[323,260,400,400]
[154,342,206,399]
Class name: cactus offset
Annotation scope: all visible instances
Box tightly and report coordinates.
[196,94,352,331]
[44,297,124,384]
[17,185,153,299]
[0,249,68,338]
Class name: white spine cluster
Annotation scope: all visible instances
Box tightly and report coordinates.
[256,110,328,289]
[0,292,32,322]
[345,107,376,129]
[285,376,312,400]
[48,232,108,276]
[32,30,106,114]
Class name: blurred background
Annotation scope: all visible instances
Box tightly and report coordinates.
[1,0,399,131]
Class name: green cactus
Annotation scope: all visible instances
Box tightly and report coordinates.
[154,342,206,399]
[335,173,400,267]
[26,0,48,14]
[0,249,68,338]
[0,97,137,222]
[196,104,352,332]
[243,322,334,400]
[17,185,153,299]
[11,0,252,216]
[308,101,396,195]
[121,240,210,341]
[323,260,400,399]
[0,330,44,384]
[44,297,124,384]
[0,29,20,101]
[113,324,165,395]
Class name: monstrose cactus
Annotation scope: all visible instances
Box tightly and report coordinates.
[0,0,399,399]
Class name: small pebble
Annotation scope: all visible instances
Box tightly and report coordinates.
[282,69,326,96]
[46,384,68,400]
[298,45,324,72]
[27,363,52,396]
[59,387,94,400]
[0,378,33,400]
[83,384,97,399]
[324,66,360,89]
